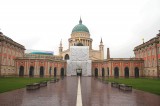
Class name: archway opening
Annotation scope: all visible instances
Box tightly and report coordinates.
[107,67,109,77]
[95,68,98,77]
[19,66,24,76]
[49,67,52,77]
[124,67,129,78]
[135,67,139,78]
[76,69,82,76]
[29,66,34,77]
[114,67,119,78]
[102,68,105,77]
[76,43,83,46]
[61,68,65,76]
[64,54,69,60]
[54,67,57,77]
[40,66,44,77]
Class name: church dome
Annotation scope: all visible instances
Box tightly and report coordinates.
[72,18,89,33]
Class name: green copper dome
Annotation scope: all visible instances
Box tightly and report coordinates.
[72,18,89,33]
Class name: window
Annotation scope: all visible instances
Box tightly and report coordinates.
[148,50,151,56]
[152,49,154,55]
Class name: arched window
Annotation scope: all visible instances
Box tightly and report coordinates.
[64,54,69,60]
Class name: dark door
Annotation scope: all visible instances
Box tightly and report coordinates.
[54,67,57,77]
[19,66,24,76]
[61,68,64,76]
[95,68,98,77]
[124,67,129,78]
[135,67,139,78]
[114,67,119,78]
[77,69,82,76]
[40,66,44,77]
[102,68,105,77]
[29,66,34,77]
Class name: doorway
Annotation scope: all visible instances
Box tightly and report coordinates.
[76,69,82,76]
[124,67,129,78]
[95,68,98,77]
[114,67,119,78]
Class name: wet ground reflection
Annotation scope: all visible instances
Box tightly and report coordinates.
[0,77,78,106]
[0,77,160,106]
[81,77,160,106]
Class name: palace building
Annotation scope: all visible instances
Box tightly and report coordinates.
[0,18,159,77]
[134,30,160,77]
[0,32,25,76]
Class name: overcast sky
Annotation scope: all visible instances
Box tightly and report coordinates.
[0,0,160,58]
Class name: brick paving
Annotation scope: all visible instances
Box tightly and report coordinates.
[0,77,160,106]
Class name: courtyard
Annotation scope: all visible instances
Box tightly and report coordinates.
[0,77,160,106]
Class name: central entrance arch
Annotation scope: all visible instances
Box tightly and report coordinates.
[76,69,82,76]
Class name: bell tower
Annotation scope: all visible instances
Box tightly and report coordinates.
[59,39,63,55]
[99,38,104,60]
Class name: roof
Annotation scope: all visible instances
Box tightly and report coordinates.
[72,18,89,33]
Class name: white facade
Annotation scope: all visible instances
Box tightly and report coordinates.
[67,46,92,76]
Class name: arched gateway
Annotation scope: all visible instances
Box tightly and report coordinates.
[29,66,34,77]
[114,67,119,78]
[19,66,24,76]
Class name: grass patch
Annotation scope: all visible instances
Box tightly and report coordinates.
[0,77,52,93]
[107,78,160,95]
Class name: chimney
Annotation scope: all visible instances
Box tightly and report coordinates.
[107,48,110,59]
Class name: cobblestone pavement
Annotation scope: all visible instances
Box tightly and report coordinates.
[0,77,160,106]
[81,77,160,106]
[0,77,78,106]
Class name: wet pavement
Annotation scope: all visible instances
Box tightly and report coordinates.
[0,77,78,106]
[81,77,160,106]
[0,77,160,106]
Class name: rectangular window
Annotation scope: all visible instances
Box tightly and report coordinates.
[152,49,154,55]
